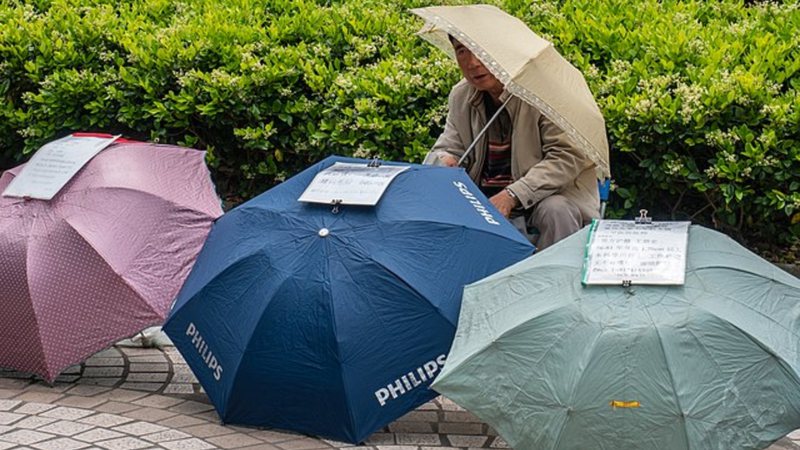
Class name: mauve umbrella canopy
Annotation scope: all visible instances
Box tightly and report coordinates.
[0,140,223,382]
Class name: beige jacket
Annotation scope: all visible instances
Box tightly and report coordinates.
[432,80,600,223]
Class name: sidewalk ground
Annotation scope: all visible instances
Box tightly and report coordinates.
[1,339,799,450]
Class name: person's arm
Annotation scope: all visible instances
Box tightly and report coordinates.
[506,114,592,209]
[430,88,467,167]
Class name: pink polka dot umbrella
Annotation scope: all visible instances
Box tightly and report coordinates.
[0,136,223,382]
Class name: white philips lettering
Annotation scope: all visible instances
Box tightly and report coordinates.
[452,181,500,225]
[374,354,448,406]
[185,322,224,381]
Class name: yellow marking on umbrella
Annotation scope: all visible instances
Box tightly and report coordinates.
[610,400,640,409]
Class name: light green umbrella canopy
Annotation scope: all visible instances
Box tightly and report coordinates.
[432,225,800,450]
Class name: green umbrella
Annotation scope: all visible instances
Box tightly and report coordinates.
[432,225,800,450]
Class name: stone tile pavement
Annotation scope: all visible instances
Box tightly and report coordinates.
[0,339,799,450]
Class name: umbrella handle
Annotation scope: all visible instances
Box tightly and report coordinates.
[457,95,513,167]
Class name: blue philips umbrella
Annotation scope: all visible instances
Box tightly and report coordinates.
[163,156,533,443]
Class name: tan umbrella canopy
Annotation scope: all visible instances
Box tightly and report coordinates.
[411,4,611,178]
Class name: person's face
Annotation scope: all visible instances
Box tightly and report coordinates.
[452,39,504,96]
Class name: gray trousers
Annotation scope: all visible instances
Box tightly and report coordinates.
[509,194,583,251]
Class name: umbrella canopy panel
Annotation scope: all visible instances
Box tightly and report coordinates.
[432,225,800,450]
[0,143,222,381]
[165,156,534,443]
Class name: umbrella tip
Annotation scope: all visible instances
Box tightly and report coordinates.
[319,228,330,237]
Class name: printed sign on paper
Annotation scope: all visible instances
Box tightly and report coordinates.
[2,134,120,200]
[582,220,690,285]
[299,162,409,206]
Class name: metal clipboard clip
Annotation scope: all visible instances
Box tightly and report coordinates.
[367,157,382,168]
[634,209,652,225]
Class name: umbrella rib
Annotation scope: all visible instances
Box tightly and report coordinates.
[20,236,51,380]
[59,185,220,220]
[689,270,800,356]
[640,306,691,449]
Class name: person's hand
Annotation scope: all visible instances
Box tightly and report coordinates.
[490,190,518,218]
[438,154,458,167]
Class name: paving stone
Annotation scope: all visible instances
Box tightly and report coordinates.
[416,401,439,411]
[112,422,169,436]
[167,401,213,415]
[55,376,82,383]
[127,356,168,364]
[67,386,113,397]
[191,410,219,423]
[92,349,123,358]
[398,411,438,422]
[125,373,169,383]
[321,439,355,448]
[13,392,64,404]
[118,348,159,357]
[438,422,484,435]
[237,444,282,450]
[0,412,24,425]
[180,423,234,438]
[364,434,395,445]
[95,436,152,449]
[83,368,124,378]
[246,430,305,443]
[387,422,434,434]
[0,441,15,450]
[141,430,191,443]
[94,402,141,415]
[0,429,56,445]
[128,364,169,373]
[157,415,207,429]
[26,383,72,393]
[205,432,264,448]
[122,407,178,422]
[37,420,96,436]
[442,411,482,423]
[30,436,90,450]
[131,395,185,409]
[79,414,134,428]
[40,406,94,421]
[275,438,333,450]
[95,390,149,403]
[789,430,800,440]
[168,372,198,383]
[163,384,194,395]
[489,436,509,448]
[14,403,57,415]
[119,383,162,393]
[0,379,30,390]
[77,378,120,387]
[445,435,488,448]
[56,395,108,409]
[437,398,464,412]
[395,433,441,446]
[0,389,17,399]
[160,438,217,449]
[73,429,126,443]
[0,400,21,411]
[13,416,60,429]
[84,358,125,367]
[375,446,420,450]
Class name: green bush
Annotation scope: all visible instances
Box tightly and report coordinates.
[517,0,800,246]
[1,0,798,249]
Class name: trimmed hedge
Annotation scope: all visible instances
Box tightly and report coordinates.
[1,0,798,249]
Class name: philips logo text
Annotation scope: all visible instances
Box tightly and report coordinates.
[453,181,500,225]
